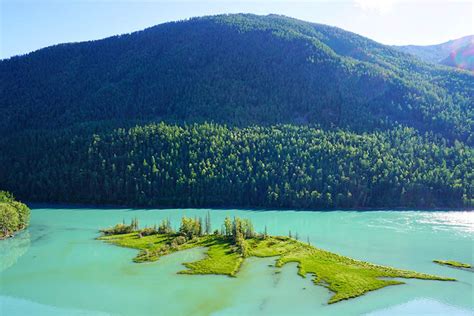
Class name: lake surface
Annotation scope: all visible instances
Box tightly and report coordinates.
[1,207,473,315]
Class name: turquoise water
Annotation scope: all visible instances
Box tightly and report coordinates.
[1,207,473,315]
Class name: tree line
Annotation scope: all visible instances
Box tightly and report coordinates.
[1,122,472,209]
[101,214,276,257]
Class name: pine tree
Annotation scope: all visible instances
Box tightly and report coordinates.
[205,211,211,234]
[224,216,232,237]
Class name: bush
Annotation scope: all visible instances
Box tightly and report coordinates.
[140,226,158,236]
[170,235,187,249]
[0,204,19,237]
[12,201,30,230]
[157,219,173,234]
[179,217,202,239]
[100,223,134,235]
[0,191,30,238]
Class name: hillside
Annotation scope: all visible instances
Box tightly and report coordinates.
[1,14,472,142]
[1,123,472,208]
[0,14,473,209]
[441,43,474,71]
[393,35,474,66]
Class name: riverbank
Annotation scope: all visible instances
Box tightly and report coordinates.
[26,202,474,213]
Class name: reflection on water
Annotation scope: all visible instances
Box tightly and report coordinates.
[0,231,30,272]
[416,211,474,234]
[365,211,474,236]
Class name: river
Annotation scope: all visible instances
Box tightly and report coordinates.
[1,207,472,315]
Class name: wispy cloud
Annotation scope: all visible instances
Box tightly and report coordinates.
[354,0,469,15]
[353,0,398,14]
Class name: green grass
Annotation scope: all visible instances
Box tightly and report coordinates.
[99,233,455,304]
[433,260,472,269]
[179,237,243,277]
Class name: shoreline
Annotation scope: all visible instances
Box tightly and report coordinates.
[26,201,474,212]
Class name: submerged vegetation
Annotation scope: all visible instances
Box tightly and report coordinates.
[99,215,454,304]
[434,260,472,269]
[0,191,30,239]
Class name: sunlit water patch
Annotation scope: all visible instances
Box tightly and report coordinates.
[416,211,474,234]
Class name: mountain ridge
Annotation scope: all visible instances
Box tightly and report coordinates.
[394,35,473,70]
[1,14,472,143]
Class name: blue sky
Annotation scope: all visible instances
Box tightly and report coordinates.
[1,0,472,59]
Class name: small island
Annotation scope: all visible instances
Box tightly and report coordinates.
[99,214,454,304]
[434,260,472,270]
[0,191,30,239]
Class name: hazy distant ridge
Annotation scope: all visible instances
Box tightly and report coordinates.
[395,35,473,70]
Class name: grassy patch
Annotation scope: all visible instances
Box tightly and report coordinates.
[180,237,243,277]
[99,232,454,304]
[434,260,472,269]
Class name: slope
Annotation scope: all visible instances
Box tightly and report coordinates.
[0,14,472,142]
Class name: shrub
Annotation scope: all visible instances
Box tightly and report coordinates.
[100,223,134,235]
[179,217,202,239]
[140,226,158,236]
[12,201,30,230]
[0,191,30,238]
[157,219,173,234]
[0,203,19,237]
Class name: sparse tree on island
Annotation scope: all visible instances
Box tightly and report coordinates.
[205,211,212,235]
[179,217,202,240]
[198,216,203,236]
[243,219,255,238]
[158,218,173,234]
[235,230,248,257]
[232,217,242,242]
[131,217,139,231]
[224,216,232,237]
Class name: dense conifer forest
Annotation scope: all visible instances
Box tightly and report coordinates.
[0,14,472,209]
[1,14,472,142]
[1,123,472,208]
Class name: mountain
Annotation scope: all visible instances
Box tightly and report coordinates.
[1,14,472,142]
[395,35,474,71]
[440,43,474,71]
[0,14,473,209]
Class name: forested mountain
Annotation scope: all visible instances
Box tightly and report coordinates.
[1,123,472,208]
[1,14,472,142]
[395,35,473,71]
[440,43,474,72]
[0,14,473,209]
